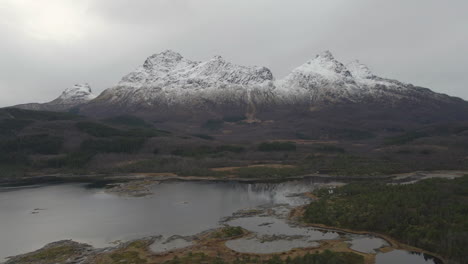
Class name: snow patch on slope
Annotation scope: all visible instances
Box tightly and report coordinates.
[346,60,374,79]
[55,83,96,103]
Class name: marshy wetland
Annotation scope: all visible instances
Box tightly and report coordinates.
[0,177,444,264]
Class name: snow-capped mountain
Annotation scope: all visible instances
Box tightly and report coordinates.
[119,50,273,88]
[274,51,460,106]
[275,51,359,104]
[13,50,467,121]
[95,50,275,108]
[89,49,462,112]
[15,83,96,112]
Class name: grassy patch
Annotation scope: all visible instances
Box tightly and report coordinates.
[213,226,244,238]
[114,157,226,176]
[109,251,147,264]
[176,168,228,177]
[233,166,303,179]
[17,245,75,263]
[127,240,149,249]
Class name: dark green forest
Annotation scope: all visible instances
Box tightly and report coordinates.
[304,176,468,263]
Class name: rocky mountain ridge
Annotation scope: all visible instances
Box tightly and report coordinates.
[92,50,462,109]
[11,50,467,123]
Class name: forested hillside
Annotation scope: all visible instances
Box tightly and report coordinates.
[304,176,468,263]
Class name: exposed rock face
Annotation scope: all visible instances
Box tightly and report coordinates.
[15,83,96,112]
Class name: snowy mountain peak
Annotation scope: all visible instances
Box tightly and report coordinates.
[14,83,96,111]
[151,49,183,60]
[347,60,375,79]
[88,49,463,112]
[182,54,272,85]
[119,50,198,86]
[142,50,189,70]
[118,50,273,88]
[56,83,96,102]
[292,51,352,79]
[211,55,224,61]
[317,50,335,60]
[14,50,465,115]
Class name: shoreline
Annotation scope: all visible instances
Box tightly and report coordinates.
[1,169,466,188]
[296,218,446,264]
[2,184,451,264]
[3,204,447,264]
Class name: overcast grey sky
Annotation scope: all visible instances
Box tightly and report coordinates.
[0,0,467,107]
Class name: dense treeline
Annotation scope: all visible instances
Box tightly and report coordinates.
[76,121,169,138]
[384,124,468,145]
[304,154,402,176]
[76,122,126,137]
[203,119,224,130]
[1,108,77,121]
[384,131,428,145]
[0,134,63,154]
[258,142,297,152]
[1,108,468,180]
[103,115,151,128]
[222,115,247,123]
[46,151,95,169]
[171,145,245,157]
[0,119,33,136]
[162,250,363,264]
[304,176,468,263]
[81,138,146,153]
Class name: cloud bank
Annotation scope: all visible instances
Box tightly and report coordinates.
[1,0,467,106]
